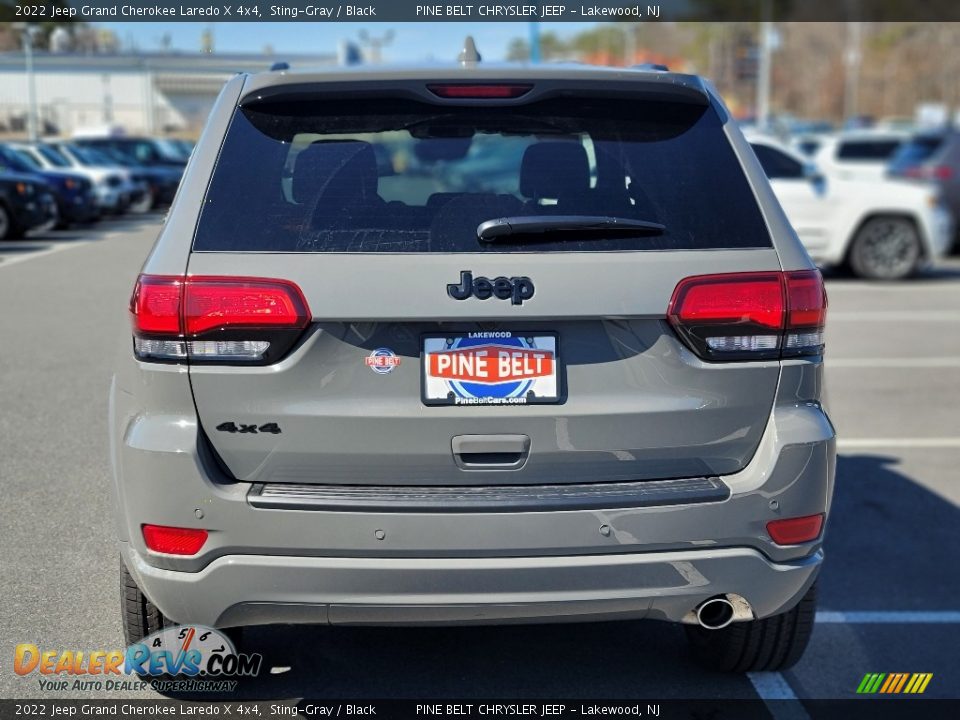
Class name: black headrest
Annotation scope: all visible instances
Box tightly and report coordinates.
[292,140,378,206]
[519,142,590,200]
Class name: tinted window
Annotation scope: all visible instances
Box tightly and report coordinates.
[836,139,902,161]
[752,144,805,179]
[0,146,30,173]
[12,149,42,170]
[194,97,771,253]
[889,135,946,170]
[65,145,110,167]
[37,145,70,168]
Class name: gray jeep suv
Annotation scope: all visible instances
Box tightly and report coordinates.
[111,57,834,672]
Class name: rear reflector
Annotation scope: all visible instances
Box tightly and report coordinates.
[130,275,310,364]
[142,524,208,555]
[427,84,532,99]
[767,514,824,545]
[668,270,827,361]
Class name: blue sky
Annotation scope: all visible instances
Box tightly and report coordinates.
[95,22,599,61]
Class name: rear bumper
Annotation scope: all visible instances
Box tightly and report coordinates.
[110,358,835,629]
[121,542,822,628]
[94,187,124,211]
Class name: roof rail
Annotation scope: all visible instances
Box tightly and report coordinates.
[632,63,669,72]
[270,61,290,72]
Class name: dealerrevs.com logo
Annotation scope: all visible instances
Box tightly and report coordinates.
[14,625,262,692]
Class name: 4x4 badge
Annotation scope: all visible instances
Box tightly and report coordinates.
[447,271,535,306]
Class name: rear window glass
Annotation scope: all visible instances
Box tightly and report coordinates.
[752,144,805,179]
[194,96,771,253]
[836,139,902,161]
[889,135,945,169]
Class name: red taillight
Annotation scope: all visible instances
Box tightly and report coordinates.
[130,274,310,364]
[785,271,827,328]
[183,277,309,336]
[667,270,827,361]
[902,164,953,181]
[669,273,784,329]
[142,524,208,555]
[130,275,182,334]
[427,84,532,99]
[932,165,953,180]
[767,514,824,545]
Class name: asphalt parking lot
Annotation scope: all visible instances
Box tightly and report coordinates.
[1,217,958,707]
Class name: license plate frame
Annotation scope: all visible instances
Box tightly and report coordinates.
[421,332,561,407]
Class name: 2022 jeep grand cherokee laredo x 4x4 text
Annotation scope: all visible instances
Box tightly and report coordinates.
[111,59,834,672]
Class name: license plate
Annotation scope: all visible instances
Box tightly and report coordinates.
[422,333,559,406]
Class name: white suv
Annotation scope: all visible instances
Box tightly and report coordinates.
[749,134,951,278]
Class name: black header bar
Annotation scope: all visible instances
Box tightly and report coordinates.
[4,0,960,23]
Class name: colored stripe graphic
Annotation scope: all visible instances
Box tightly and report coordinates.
[857,673,933,694]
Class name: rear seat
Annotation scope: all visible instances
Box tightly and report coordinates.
[519,140,641,217]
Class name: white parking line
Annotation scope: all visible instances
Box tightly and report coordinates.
[837,438,960,449]
[747,673,809,719]
[0,241,91,268]
[817,611,960,623]
[829,311,960,321]
[828,358,960,368]
[747,610,960,711]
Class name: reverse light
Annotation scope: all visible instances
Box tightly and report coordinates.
[142,524,208,555]
[667,270,827,361]
[427,84,533,99]
[767,514,824,545]
[130,275,310,364]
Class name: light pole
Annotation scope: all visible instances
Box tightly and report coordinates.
[623,23,636,66]
[755,0,774,130]
[15,23,40,142]
[844,22,862,121]
[756,21,772,129]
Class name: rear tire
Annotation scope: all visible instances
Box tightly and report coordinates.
[121,556,246,652]
[0,204,23,240]
[685,582,817,672]
[848,216,921,280]
[121,557,168,646]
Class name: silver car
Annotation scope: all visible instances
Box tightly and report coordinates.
[112,59,834,672]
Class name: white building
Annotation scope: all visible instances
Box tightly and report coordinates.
[0,50,338,137]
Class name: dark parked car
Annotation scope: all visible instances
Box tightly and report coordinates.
[79,144,182,210]
[889,130,960,252]
[0,144,99,228]
[0,172,56,240]
[74,137,187,169]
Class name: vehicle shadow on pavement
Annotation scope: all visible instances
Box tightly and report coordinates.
[163,618,755,700]
[818,454,960,610]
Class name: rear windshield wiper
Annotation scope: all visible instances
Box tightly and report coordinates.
[477,215,666,242]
